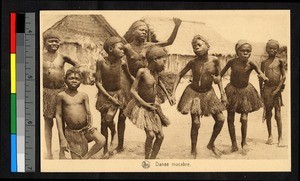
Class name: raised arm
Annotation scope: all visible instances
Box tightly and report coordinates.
[55,94,69,151]
[83,93,92,126]
[172,61,191,96]
[121,59,135,84]
[153,17,182,47]
[95,60,120,106]
[130,69,156,110]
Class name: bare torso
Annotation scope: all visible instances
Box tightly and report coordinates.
[60,91,88,130]
[138,69,157,103]
[190,56,218,92]
[97,59,122,92]
[43,52,67,89]
[124,43,153,77]
[229,58,254,88]
[263,58,282,87]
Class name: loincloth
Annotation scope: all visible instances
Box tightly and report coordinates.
[123,99,170,133]
[64,126,97,158]
[262,85,283,109]
[43,86,66,119]
[225,83,262,114]
[177,85,226,116]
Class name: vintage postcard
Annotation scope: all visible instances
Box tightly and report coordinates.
[40,10,291,172]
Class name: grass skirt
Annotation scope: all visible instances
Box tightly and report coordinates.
[225,83,262,113]
[177,85,226,116]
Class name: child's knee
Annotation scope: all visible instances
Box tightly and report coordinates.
[216,113,225,122]
[96,134,106,146]
[147,131,155,140]
[275,113,281,122]
[193,120,201,129]
[157,133,164,141]
[240,114,248,123]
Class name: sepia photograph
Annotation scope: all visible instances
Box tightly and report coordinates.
[40,10,290,172]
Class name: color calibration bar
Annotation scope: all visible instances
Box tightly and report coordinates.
[10,12,35,172]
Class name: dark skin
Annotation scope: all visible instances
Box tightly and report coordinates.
[95,42,134,157]
[56,73,105,159]
[172,39,227,158]
[259,43,286,146]
[124,18,182,77]
[43,37,78,159]
[220,44,269,152]
[131,56,175,159]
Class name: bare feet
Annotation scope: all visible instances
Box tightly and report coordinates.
[45,153,53,159]
[277,137,283,147]
[222,145,238,155]
[116,147,125,153]
[102,152,110,159]
[241,143,249,156]
[59,154,67,159]
[191,149,197,159]
[207,144,222,157]
[266,136,273,145]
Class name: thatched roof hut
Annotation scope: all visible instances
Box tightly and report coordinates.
[43,15,122,84]
[142,17,235,74]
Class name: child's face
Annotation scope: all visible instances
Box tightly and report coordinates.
[65,73,81,90]
[192,39,209,56]
[110,42,124,59]
[154,56,167,72]
[237,44,252,61]
[45,38,60,52]
[266,43,279,57]
[133,25,148,41]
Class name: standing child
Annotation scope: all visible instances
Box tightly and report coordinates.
[95,37,134,158]
[43,31,78,159]
[56,67,106,159]
[220,40,269,153]
[259,39,286,147]
[172,35,227,158]
[124,46,175,159]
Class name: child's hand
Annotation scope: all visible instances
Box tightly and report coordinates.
[168,95,176,106]
[109,96,121,106]
[258,74,269,82]
[272,89,280,97]
[173,17,182,26]
[212,75,221,84]
[143,102,157,111]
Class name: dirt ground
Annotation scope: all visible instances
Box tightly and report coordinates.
[41,73,289,160]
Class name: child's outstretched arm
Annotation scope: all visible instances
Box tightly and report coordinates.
[55,94,69,151]
[153,17,182,47]
[95,60,121,106]
[158,78,175,105]
[220,59,233,77]
[250,61,269,82]
[213,58,227,105]
[121,59,135,84]
[172,61,192,101]
[130,69,156,110]
[63,56,79,67]
[83,93,92,126]
[258,61,265,96]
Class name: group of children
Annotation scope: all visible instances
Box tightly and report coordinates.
[43,18,286,160]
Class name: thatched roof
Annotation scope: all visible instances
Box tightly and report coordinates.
[43,15,121,49]
[142,17,235,55]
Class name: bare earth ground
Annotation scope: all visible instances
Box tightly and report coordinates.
[42,73,289,160]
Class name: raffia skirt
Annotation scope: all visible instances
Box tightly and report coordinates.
[225,83,263,114]
[177,85,226,116]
